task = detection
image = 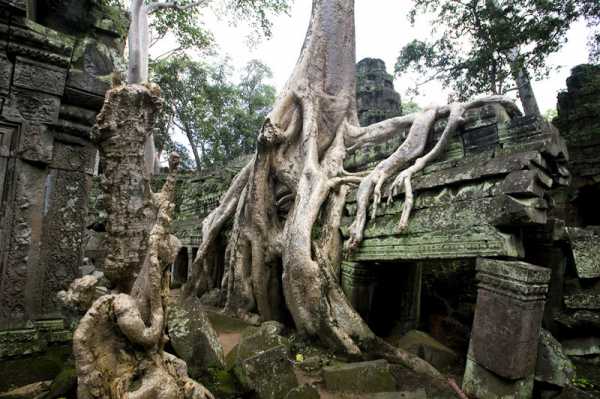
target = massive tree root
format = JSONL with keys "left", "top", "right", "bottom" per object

{"left": 183, "top": 0, "right": 520, "bottom": 393}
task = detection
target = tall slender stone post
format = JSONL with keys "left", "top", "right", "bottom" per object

{"left": 463, "top": 258, "right": 551, "bottom": 399}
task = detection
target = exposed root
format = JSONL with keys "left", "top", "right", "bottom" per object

{"left": 349, "top": 96, "right": 519, "bottom": 248}
{"left": 388, "top": 102, "right": 467, "bottom": 231}
{"left": 345, "top": 108, "right": 438, "bottom": 252}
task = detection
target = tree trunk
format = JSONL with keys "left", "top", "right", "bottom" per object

{"left": 184, "top": 0, "right": 519, "bottom": 391}
{"left": 70, "top": 84, "right": 214, "bottom": 399}
{"left": 184, "top": 128, "right": 203, "bottom": 172}
{"left": 509, "top": 54, "right": 541, "bottom": 116}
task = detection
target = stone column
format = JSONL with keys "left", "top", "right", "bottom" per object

{"left": 341, "top": 261, "right": 378, "bottom": 323}
{"left": 186, "top": 246, "right": 194, "bottom": 281}
{"left": 463, "top": 258, "right": 551, "bottom": 399}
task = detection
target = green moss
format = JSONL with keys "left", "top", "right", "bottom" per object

{"left": 0, "top": 345, "right": 72, "bottom": 392}
{"left": 204, "top": 367, "right": 247, "bottom": 399}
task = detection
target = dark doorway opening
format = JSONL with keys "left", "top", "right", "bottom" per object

{"left": 171, "top": 248, "right": 189, "bottom": 288}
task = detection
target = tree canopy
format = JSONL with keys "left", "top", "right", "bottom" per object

{"left": 578, "top": 0, "right": 600, "bottom": 62}
{"left": 396, "top": 0, "right": 579, "bottom": 102}
{"left": 152, "top": 56, "right": 276, "bottom": 170}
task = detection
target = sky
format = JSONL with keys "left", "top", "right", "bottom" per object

{"left": 186, "top": 0, "right": 593, "bottom": 114}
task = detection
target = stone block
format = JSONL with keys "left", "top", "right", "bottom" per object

{"left": 322, "top": 360, "right": 396, "bottom": 394}
{"left": 239, "top": 345, "right": 298, "bottom": 399}
{"left": 501, "top": 170, "right": 548, "bottom": 198}
{"left": 0, "top": 52, "right": 12, "bottom": 96}
{"left": 470, "top": 259, "right": 550, "bottom": 380}
{"left": 167, "top": 299, "right": 224, "bottom": 379}
{"left": 65, "top": 69, "right": 110, "bottom": 98}
{"left": 18, "top": 123, "right": 53, "bottom": 164}
{"left": 561, "top": 337, "right": 600, "bottom": 357}
{"left": 285, "top": 384, "right": 320, "bottom": 399}
{"left": 463, "top": 357, "right": 535, "bottom": 399}
{"left": 49, "top": 140, "right": 97, "bottom": 174}
{"left": 535, "top": 329, "right": 575, "bottom": 388}
{"left": 228, "top": 321, "right": 288, "bottom": 370}
{"left": 393, "top": 330, "right": 458, "bottom": 370}
{"left": 13, "top": 56, "right": 67, "bottom": 96}
{"left": 2, "top": 87, "right": 60, "bottom": 124}
{"left": 564, "top": 292, "right": 600, "bottom": 310}
{"left": 567, "top": 228, "right": 600, "bottom": 279}
{"left": 348, "top": 226, "right": 523, "bottom": 262}
{"left": 0, "top": 329, "right": 44, "bottom": 358}
{"left": 0, "top": 122, "right": 16, "bottom": 157}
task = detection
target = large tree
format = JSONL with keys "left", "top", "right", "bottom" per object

{"left": 396, "top": 0, "right": 579, "bottom": 115}
{"left": 183, "top": 0, "right": 517, "bottom": 391}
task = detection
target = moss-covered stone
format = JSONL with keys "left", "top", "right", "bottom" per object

{"left": 322, "top": 359, "right": 396, "bottom": 394}
{"left": 238, "top": 345, "right": 299, "bottom": 399}
{"left": 167, "top": 299, "right": 225, "bottom": 379}
{"left": 285, "top": 384, "right": 320, "bottom": 399}
{"left": 227, "top": 322, "right": 288, "bottom": 370}
{"left": 535, "top": 329, "right": 575, "bottom": 388}
{"left": 392, "top": 330, "right": 459, "bottom": 371}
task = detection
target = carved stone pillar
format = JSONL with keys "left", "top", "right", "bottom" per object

{"left": 463, "top": 258, "right": 551, "bottom": 399}
{"left": 341, "top": 261, "right": 377, "bottom": 322}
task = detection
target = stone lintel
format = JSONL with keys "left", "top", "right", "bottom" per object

{"left": 349, "top": 229, "right": 523, "bottom": 262}
{"left": 476, "top": 258, "right": 551, "bottom": 302}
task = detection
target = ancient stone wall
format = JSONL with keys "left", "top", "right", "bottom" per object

{"left": 550, "top": 64, "right": 600, "bottom": 363}
{"left": 0, "top": 0, "right": 126, "bottom": 360}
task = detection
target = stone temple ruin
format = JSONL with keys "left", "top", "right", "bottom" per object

{"left": 0, "top": 0, "right": 598, "bottom": 397}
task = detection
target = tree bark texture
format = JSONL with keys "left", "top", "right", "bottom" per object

{"left": 184, "top": 0, "right": 520, "bottom": 389}
{"left": 75, "top": 84, "right": 214, "bottom": 399}
{"left": 92, "top": 84, "right": 163, "bottom": 292}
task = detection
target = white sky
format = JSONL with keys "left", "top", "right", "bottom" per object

{"left": 181, "top": 0, "right": 592, "bottom": 113}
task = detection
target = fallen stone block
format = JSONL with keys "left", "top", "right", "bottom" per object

{"left": 393, "top": 330, "right": 458, "bottom": 370}
{"left": 227, "top": 321, "right": 288, "bottom": 369}
{"left": 285, "top": 384, "right": 320, "bottom": 399}
{"left": 238, "top": 344, "right": 298, "bottom": 399}
{"left": 322, "top": 359, "right": 396, "bottom": 394}
{"left": 562, "top": 337, "right": 600, "bottom": 357}
{"left": 535, "top": 329, "right": 575, "bottom": 388}
{"left": 167, "top": 298, "right": 225, "bottom": 379}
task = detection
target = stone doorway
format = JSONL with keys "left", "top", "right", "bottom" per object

{"left": 341, "top": 261, "right": 422, "bottom": 337}
{"left": 171, "top": 247, "right": 189, "bottom": 288}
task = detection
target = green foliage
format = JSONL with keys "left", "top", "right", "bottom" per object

{"left": 151, "top": 1, "right": 214, "bottom": 53}
{"left": 213, "top": 0, "right": 291, "bottom": 41}
{"left": 100, "top": 0, "right": 291, "bottom": 54}
{"left": 152, "top": 56, "right": 276, "bottom": 170}
{"left": 578, "top": 0, "right": 600, "bottom": 62}
{"left": 401, "top": 100, "right": 422, "bottom": 116}
{"left": 572, "top": 376, "right": 596, "bottom": 391}
{"left": 396, "top": 0, "right": 579, "bottom": 100}
{"left": 543, "top": 108, "right": 558, "bottom": 123}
